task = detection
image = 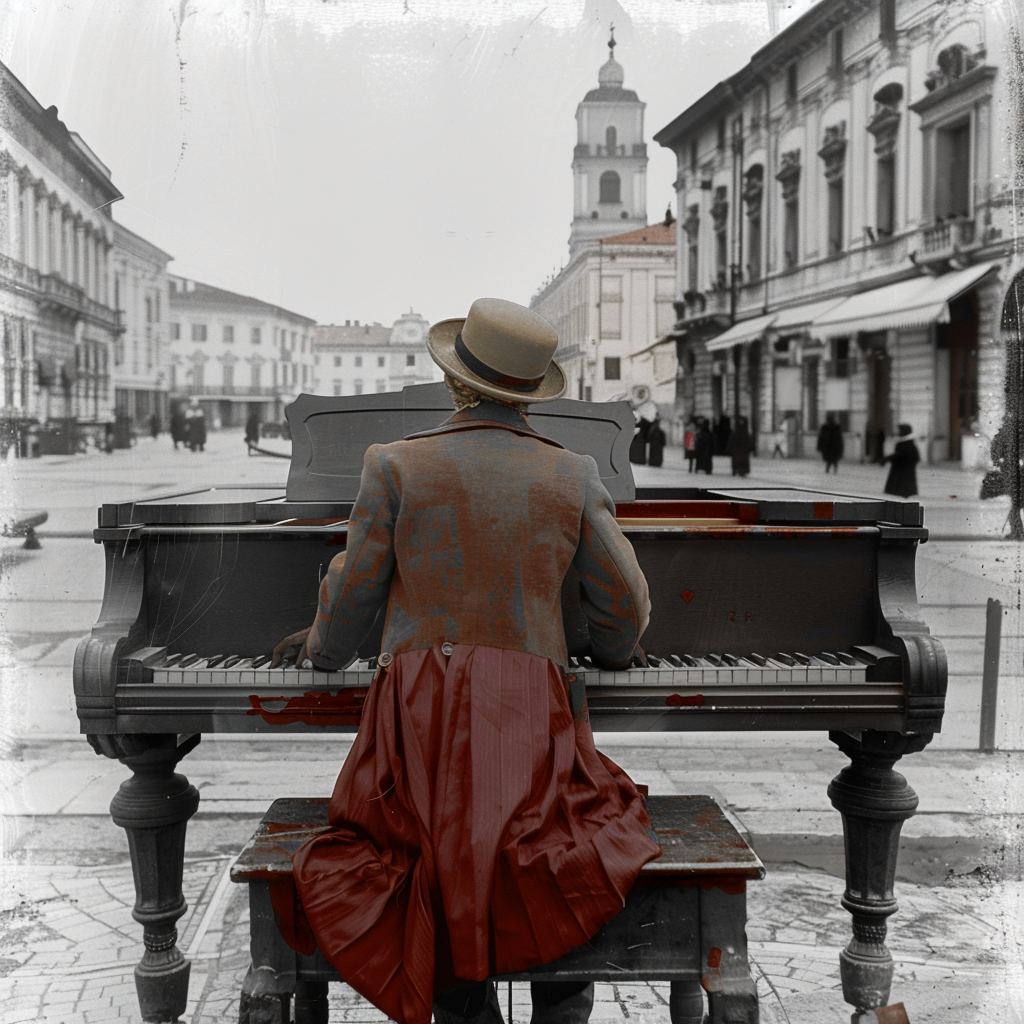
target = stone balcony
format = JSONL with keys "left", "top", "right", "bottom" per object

{"left": 0, "top": 255, "right": 121, "bottom": 332}
{"left": 187, "top": 385, "right": 281, "bottom": 398}
{"left": 918, "top": 217, "right": 977, "bottom": 268}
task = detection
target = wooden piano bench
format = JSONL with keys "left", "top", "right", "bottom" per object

{"left": 231, "top": 795, "right": 764, "bottom": 1024}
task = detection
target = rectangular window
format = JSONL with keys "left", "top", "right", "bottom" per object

{"left": 687, "top": 242, "right": 699, "bottom": 293}
{"left": 715, "top": 229, "right": 728, "bottom": 284}
{"left": 251, "top": 362, "right": 262, "bottom": 387}
{"left": 223, "top": 325, "right": 234, "bottom": 343}
{"left": 827, "top": 179, "right": 844, "bottom": 255}
{"left": 751, "top": 90, "right": 763, "bottom": 129}
{"left": 604, "top": 357, "right": 621, "bottom": 380}
{"left": 876, "top": 155, "right": 895, "bottom": 236}
{"left": 145, "top": 297, "right": 153, "bottom": 323}
{"left": 717, "top": 119, "right": 726, "bottom": 152}
{"left": 251, "top": 327, "right": 261, "bottom": 345}
{"left": 935, "top": 119, "right": 971, "bottom": 220}
{"left": 170, "top": 322, "right": 181, "bottom": 341}
{"left": 377, "top": 355, "right": 385, "bottom": 367}
{"left": 333, "top": 383, "right": 342, "bottom": 396}
{"left": 191, "top": 363, "right": 204, "bottom": 390}
{"left": 655, "top": 276, "right": 675, "bottom": 336}
{"left": 880, "top": 0, "right": 896, "bottom": 40}
{"left": 355, "top": 355, "right": 363, "bottom": 367}
{"left": 689, "top": 138, "right": 698, "bottom": 173}
{"left": 354, "top": 380, "right": 363, "bottom": 395}
{"left": 830, "top": 28, "right": 844, "bottom": 71}
{"left": 191, "top": 323, "right": 207, "bottom": 342}
{"left": 223, "top": 362, "right": 234, "bottom": 390}
{"left": 406, "top": 353, "right": 416, "bottom": 367}
{"left": 600, "top": 276, "right": 623, "bottom": 338}
{"left": 784, "top": 199, "right": 799, "bottom": 269}
{"left": 829, "top": 337, "right": 851, "bottom": 378}
{"left": 334, "top": 355, "right": 342, "bottom": 367}
{"left": 786, "top": 62, "right": 798, "bottom": 103}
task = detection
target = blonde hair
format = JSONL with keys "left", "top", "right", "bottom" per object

{"left": 444, "top": 375, "right": 529, "bottom": 415}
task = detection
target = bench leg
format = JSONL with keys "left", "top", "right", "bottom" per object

{"left": 669, "top": 980, "right": 705, "bottom": 1024}
{"left": 700, "top": 885, "right": 757, "bottom": 1024}
{"left": 828, "top": 731, "right": 929, "bottom": 1015}
{"left": 239, "top": 881, "right": 296, "bottom": 1024}
{"left": 110, "top": 738, "right": 200, "bottom": 1023}
{"left": 294, "top": 978, "right": 330, "bottom": 1024}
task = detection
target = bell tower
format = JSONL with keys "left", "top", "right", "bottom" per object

{"left": 569, "top": 28, "right": 648, "bottom": 256}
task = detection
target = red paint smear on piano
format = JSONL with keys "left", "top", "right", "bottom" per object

{"left": 666, "top": 693, "right": 705, "bottom": 707}
{"left": 247, "top": 689, "right": 368, "bottom": 726}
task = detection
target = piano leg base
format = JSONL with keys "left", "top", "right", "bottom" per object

{"left": 238, "top": 966, "right": 292, "bottom": 1024}
{"left": 294, "top": 978, "right": 330, "bottom": 1024}
{"left": 668, "top": 980, "right": 705, "bottom": 1024}
{"left": 828, "top": 730, "right": 931, "bottom": 1016}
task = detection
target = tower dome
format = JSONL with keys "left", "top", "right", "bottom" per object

{"left": 598, "top": 56, "right": 625, "bottom": 88}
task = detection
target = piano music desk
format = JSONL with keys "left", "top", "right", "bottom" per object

{"left": 231, "top": 795, "right": 764, "bottom": 1024}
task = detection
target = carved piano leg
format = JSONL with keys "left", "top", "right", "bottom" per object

{"left": 828, "top": 730, "right": 931, "bottom": 1019}
{"left": 109, "top": 735, "right": 201, "bottom": 1023}
{"left": 668, "top": 980, "right": 705, "bottom": 1024}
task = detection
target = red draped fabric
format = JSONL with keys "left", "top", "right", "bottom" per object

{"left": 277, "top": 645, "right": 659, "bottom": 1024}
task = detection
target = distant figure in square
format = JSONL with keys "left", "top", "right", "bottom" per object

{"left": 245, "top": 409, "right": 261, "bottom": 449}
{"left": 817, "top": 413, "right": 844, "bottom": 473}
{"left": 694, "top": 417, "right": 714, "bottom": 474}
{"left": 882, "top": 424, "right": 920, "bottom": 498}
{"left": 684, "top": 418, "right": 696, "bottom": 472}
{"left": 149, "top": 413, "right": 161, "bottom": 440}
{"left": 727, "top": 415, "right": 753, "bottom": 477}
{"left": 170, "top": 404, "right": 187, "bottom": 450}
{"left": 647, "top": 415, "right": 667, "bottom": 467}
{"left": 185, "top": 400, "right": 207, "bottom": 453}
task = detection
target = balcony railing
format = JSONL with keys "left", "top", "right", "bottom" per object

{"left": 181, "top": 385, "right": 282, "bottom": 397}
{"left": 921, "top": 217, "right": 976, "bottom": 256}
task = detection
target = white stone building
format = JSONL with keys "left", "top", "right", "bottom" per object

{"left": 111, "top": 222, "right": 172, "bottom": 436}
{"left": 313, "top": 310, "right": 442, "bottom": 396}
{"left": 0, "top": 60, "right": 122, "bottom": 452}
{"left": 167, "top": 276, "right": 316, "bottom": 428}
{"left": 655, "top": 0, "right": 1019, "bottom": 465}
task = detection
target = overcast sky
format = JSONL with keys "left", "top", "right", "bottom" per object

{"left": 1, "top": 0, "right": 820, "bottom": 327}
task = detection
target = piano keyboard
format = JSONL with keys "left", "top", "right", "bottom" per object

{"left": 130, "top": 646, "right": 896, "bottom": 690}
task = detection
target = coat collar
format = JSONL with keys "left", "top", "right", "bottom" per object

{"left": 405, "top": 400, "right": 565, "bottom": 448}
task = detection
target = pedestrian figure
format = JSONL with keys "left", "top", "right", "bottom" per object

{"left": 882, "top": 423, "right": 920, "bottom": 498}
{"left": 149, "top": 413, "right": 161, "bottom": 440}
{"left": 727, "top": 415, "right": 753, "bottom": 477}
{"left": 647, "top": 415, "right": 666, "bottom": 468}
{"left": 185, "top": 400, "right": 207, "bottom": 452}
{"left": 628, "top": 414, "right": 650, "bottom": 465}
{"left": 270, "top": 298, "right": 658, "bottom": 1024}
{"left": 244, "top": 409, "right": 261, "bottom": 450}
{"left": 817, "top": 413, "right": 844, "bottom": 473}
{"left": 170, "top": 405, "right": 186, "bottom": 450}
{"left": 713, "top": 414, "right": 732, "bottom": 455}
{"left": 694, "top": 416, "right": 714, "bottom": 474}
{"left": 684, "top": 418, "right": 696, "bottom": 473}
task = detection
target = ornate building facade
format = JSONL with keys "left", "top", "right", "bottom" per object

{"left": 0, "top": 61, "right": 122, "bottom": 451}
{"left": 654, "top": 0, "right": 1019, "bottom": 465}
{"left": 167, "top": 276, "right": 316, "bottom": 427}
{"left": 312, "top": 310, "right": 442, "bottom": 397}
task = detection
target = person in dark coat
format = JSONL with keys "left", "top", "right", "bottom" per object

{"left": 714, "top": 414, "right": 732, "bottom": 455}
{"left": 727, "top": 415, "right": 753, "bottom": 477}
{"left": 628, "top": 415, "right": 650, "bottom": 465}
{"left": 647, "top": 416, "right": 667, "bottom": 467}
{"left": 185, "top": 400, "right": 207, "bottom": 452}
{"left": 694, "top": 417, "right": 714, "bottom": 474}
{"left": 883, "top": 424, "right": 920, "bottom": 498}
{"left": 170, "top": 405, "right": 186, "bottom": 450}
{"left": 244, "top": 410, "right": 261, "bottom": 448}
{"left": 817, "top": 413, "right": 844, "bottom": 473}
{"left": 684, "top": 418, "right": 696, "bottom": 472}
{"left": 149, "top": 413, "right": 161, "bottom": 440}
{"left": 269, "top": 298, "right": 658, "bottom": 1024}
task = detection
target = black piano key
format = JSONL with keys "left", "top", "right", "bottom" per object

{"left": 792, "top": 652, "right": 811, "bottom": 665}
{"left": 721, "top": 653, "right": 741, "bottom": 666}
{"left": 836, "top": 651, "right": 858, "bottom": 665}
{"left": 205, "top": 655, "right": 227, "bottom": 668}
{"left": 706, "top": 653, "right": 723, "bottom": 666}
{"left": 681, "top": 655, "right": 700, "bottom": 667}
{"left": 747, "top": 653, "right": 767, "bottom": 666}
{"left": 178, "top": 653, "right": 200, "bottom": 667}
{"left": 816, "top": 652, "right": 840, "bottom": 665}
{"left": 367, "top": 657, "right": 378, "bottom": 670}
{"left": 646, "top": 655, "right": 662, "bottom": 667}
{"left": 251, "top": 655, "right": 271, "bottom": 668}
{"left": 164, "top": 652, "right": 184, "bottom": 667}
{"left": 569, "top": 657, "right": 580, "bottom": 669}
{"left": 773, "top": 653, "right": 796, "bottom": 666}
{"left": 665, "top": 655, "right": 684, "bottom": 667}
{"left": 222, "top": 655, "right": 242, "bottom": 668}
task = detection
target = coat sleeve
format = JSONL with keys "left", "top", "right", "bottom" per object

{"left": 306, "top": 444, "right": 397, "bottom": 671}
{"left": 572, "top": 457, "right": 651, "bottom": 669}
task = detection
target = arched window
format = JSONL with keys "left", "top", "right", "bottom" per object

{"left": 605, "top": 126, "right": 617, "bottom": 155}
{"left": 599, "top": 171, "right": 621, "bottom": 204}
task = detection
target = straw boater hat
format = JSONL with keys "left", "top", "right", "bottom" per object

{"left": 427, "top": 298, "right": 566, "bottom": 403}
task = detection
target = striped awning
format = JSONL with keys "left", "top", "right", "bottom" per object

{"left": 704, "top": 312, "right": 778, "bottom": 352}
{"left": 811, "top": 263, "right": 999, "bottom": 339}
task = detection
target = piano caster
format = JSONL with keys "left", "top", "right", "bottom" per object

{"left": 109, "top": 734, "right": 201, "bottom": 1024}
{"left": 668, "top": 980, "right": 705, "bottom": 1023}
{"left": 828, "top": 730, "right": 932, "bottom": 1018}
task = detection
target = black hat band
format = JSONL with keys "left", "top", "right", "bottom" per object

{"left": 454, "top": 333, "right": 545, "bottom": 393}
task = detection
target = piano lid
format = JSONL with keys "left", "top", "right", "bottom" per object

{"left": 285, "top": 382, "right": 638, "bottom": 502}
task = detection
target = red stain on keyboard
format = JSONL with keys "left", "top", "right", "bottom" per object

{"left": 247, "top": 689, "right": 368, "bottom": 726}
{"left": 666, "top": 693, "right": 705, "bottom": 707}
{"left": 680, "top": 589, "right": 695, "bottom": 603}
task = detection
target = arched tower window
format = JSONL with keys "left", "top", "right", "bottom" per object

{"left": 599, "top": 171, "right": 621, "bottom": 204}
{"left": 605, "top": 126, "right": 617, "bottom": 155}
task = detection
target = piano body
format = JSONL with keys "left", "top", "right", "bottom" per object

{"left": 75, "top": 383, "right": 946, "bottom": 1022}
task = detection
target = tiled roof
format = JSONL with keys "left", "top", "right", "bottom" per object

{"left": 314, "top": 324, "right": 392, "bottom": 348}
{"left": 168, "top": 278, "right": 316, "bottom": 325}
{"left": 599, "top": 223, "right": 676, "bottom": 245}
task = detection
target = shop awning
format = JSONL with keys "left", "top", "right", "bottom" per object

{"left": 810, "top": 262, "right": 999, "bottom": 339}
{"left": 771, "top": 297, "right": 846, "bottom": 332}
{"left": 704, "top": 312, "right": 778, "bottom": 352}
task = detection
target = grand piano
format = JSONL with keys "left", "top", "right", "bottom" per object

{"left": 75, "top": 383, "right": 945, "bottom": 1022}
